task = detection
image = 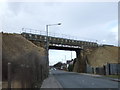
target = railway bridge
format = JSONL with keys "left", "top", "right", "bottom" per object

{"left": 21, "top": 32, "right": 98, "bottom": 50}
{"left": 21, "top": 32, "right": 98, "bottom": 73}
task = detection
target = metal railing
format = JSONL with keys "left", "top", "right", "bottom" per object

{"left": 22, "top": 28, "right": 97, "bottom": 43}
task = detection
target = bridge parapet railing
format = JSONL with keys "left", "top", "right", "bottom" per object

{"left": 22, "top": 28, "right": 97, "bottom": 42}
{"left": 21, "top": 28, "right": 98, "bottom": 47}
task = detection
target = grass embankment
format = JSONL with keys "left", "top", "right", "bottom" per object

{"left": 105, "top": 75, "right": 120, "bottom": 79}
{"left": 2, "top": 33, "right": 48, "bottom": 88}
{"left": 87, "top": 46, "right": 119, "bottom": 67}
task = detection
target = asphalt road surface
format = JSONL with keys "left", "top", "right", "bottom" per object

{"left": 51, "top": 69, "right": 119, "bottom": 88}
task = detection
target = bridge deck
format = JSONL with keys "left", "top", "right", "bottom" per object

{"left": 21, "top": 32, "right": 98, "bottom": 48}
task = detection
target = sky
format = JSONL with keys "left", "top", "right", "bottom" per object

{"left": 0, "top": 1, "right": 118, "bottom": 65}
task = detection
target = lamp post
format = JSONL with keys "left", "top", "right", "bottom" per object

{"left": 46, "top": 23, "right": 61, "bottom": 75}
{"left": 71, "top": 51, "right": 72, "bottom": 60}
{"left": 46, "top": 23, "right": 61, "bottom": 55}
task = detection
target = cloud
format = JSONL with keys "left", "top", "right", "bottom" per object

{"left": 7, "top": 2, "right": 23, "bottom": 16}
{"left": 110, "top": 25, "right": 118, "bottom": 40}
{"left": 1, "top": 2, "right": 117, "bottom": 33}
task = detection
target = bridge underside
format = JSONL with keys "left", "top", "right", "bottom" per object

{"left": 49, "top": 45, "right": 82, "bottom": 51}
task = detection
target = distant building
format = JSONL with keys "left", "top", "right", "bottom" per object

{"left": 53, "top": 62, "right": 67, "bottom": 70}
{"left": 61, "top": 63, "right": 67, "bottom": 70}
{"left": 66, "top": 59, "right": 74, "bottom": 68}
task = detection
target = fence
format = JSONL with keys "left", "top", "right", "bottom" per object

{"left": 95, "top": 67, "right": 105, "bottom": 75}
{"left": 105, "top": 63, "right": 120, "bottom": 75}
{"left": 3, "top": 55, "right": 49, "bottom": 88}
{"left": 86, "top": 64, "right": 94, "bottom": 74}
{"left": 7, "top": 62, "right": 46, "bottom": 88}
{"left": 86, "top": 63, "right": 120, "bottom": 75}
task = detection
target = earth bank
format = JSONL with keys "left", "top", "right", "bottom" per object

{"left": 2, "top": 33, "right": 49, "bottom": 88}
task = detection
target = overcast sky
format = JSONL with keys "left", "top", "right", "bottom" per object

{"left": 0, "top": 1, "right": 118, "bottom": 65}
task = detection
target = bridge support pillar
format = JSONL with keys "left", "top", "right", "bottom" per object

{"left": 73, "top": 49, "right": 86, "bottom": 73}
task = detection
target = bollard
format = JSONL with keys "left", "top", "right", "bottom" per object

{"left": 8, "top": 62, "right": 11, "bottom": 89}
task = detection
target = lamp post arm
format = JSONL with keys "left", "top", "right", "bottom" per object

{"left": 47, "top": 23, "right": 61, "bottom": 26}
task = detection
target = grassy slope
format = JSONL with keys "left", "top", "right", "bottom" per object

{"left": 87, "top": 46, "right": 119, "bottom": 67}
{"left": 2, "top": 33, "right": 45, "bottom": 61}
{"left": 2, "top": 33, "right": 48, "bottom": 88}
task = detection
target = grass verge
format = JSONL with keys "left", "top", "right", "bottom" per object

{"left": 105, "top": 75, "right": 120, "bottom": 79}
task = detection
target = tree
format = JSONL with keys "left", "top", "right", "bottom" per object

{"left": 68, "top": 64, "right": 73, "bottom": 72}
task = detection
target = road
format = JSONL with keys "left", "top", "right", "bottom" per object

{"left": 51, "top": 69, "right": 119, "bottom": 88}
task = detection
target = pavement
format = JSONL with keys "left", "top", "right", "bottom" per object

{"left": 41, "top": 70, "right": 119, "bottom": 88}
{"left": 0, "top": 82, "right": 2, "bottom": 90}
{"left": 41, "top": 73, "right": 62, "bottom": 88}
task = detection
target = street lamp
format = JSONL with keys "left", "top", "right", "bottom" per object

{"left": 46, "top": 23, "right": 61, "bottom": 53}
{"left": 46, "top": 23, "right": 61, "bottom": 74}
